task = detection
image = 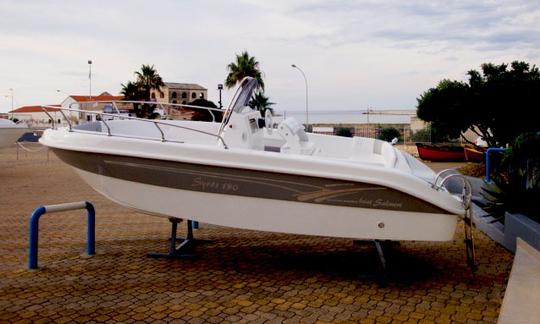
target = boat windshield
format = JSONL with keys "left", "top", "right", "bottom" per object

{"left": 219, "top": 77, "right": 258, "bottom": 133}
{"left": 230, "top": 77, "right": 258, "bottom": 113}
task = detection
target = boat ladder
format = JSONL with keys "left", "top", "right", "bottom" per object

{"left": 433, "top": 171, "right": 476, "bottom": 271}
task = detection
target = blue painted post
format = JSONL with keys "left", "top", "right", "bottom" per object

{"left": 485, "top": 147, "right": 505, "bottom": 183}
{"left": 28, "top": 201, "right": 96, "bottom": 270}
{"left": 28, "top": 206, "right": 46, "bottom": 270}
{"left": 85, "top": 201, "right": 96, "bottom": 255}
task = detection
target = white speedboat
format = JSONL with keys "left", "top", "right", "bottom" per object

{"left": 0, "top": 119, "right": 27, "bottom": 148}
{"left": 40, "top": 78, "right": 469, "bottom": 242}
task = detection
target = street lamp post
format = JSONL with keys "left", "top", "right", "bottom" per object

{"left": 217, "top": 84, "right": 223, "bottom": 108}
{"left": 291, "top": 64, "right": 309, "bottom": 127}
{"left": 88, "top": 60, "right": 92, "bottom": 100}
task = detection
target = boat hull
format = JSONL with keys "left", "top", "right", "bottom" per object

{"left": 416, "top": 143, "right": 465, "bottom": 162}
{"left": 52, "top": 147, "right": 458, "bottom": 241}
{"left": 464, "top": 146, "right": 484, "bottom": 163}
{"left": 75, "top": 168, "right": 457, "bottom": 241}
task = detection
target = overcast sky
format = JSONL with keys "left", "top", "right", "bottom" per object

{"left": 1, "top": 0, "right": 539, "bottom": 113}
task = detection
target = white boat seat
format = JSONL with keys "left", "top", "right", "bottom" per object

{"left": 349, "top": 136, "right": 397, "bottom": 168}
{"left": 278, "top": 117, "right": 317, "bottom": 155}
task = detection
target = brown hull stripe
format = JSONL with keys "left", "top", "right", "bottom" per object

{"left": 52, "top": 148, "right": 451, "bottom": 214}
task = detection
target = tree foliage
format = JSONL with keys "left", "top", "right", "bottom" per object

{"left": 335, "top": 127, "right": 353, "bottom": 137}
{"left": 225, "top": 51, "right": 264, "bottom": 90}
{"left": 483, "top": 132, "right": 540, "bottom": 222}
{"left": 410, "top": 125, "right": 454, "bottom": 143}
{"left": 377, "top": 127, "right": 401, "bottom": 142}
{"left": 120, "top": 81, "right": 144, "bottom": 100}
{"left": 249, "top": 91, "right": 274, "bottom": 116}
{"left": 121, "top": 64, "right": 164, "bottom": 118}
{"left": 417, "top": 61, "right": 540, "bottom": 146}
{"left": 410, "top": 127, "right": 431, "bottom": 143}
{"left": 188, "top": 98, "right": 222, "bottom": 122}
{"left": 416, "top": 80, "right": 470, "bottom": 142}
{"left": 135, "top": 64, "right": 164, "bottom": 100}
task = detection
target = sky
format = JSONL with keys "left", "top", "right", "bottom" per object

{"left": 0, "top": 0, "right": 539, "bottom": 113}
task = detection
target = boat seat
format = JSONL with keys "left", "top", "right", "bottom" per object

{"left": 277, "top": 117, "right": 317, "bottom": 155}
{"left": 349, "top": 137, "right": 397, "bottom": 168}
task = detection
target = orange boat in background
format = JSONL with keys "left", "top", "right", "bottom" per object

{"left": 415, "top": 143, "right": 466, "bottom": 162}
{"left": 464, "top": 145, "right": 485, "bottom": 163}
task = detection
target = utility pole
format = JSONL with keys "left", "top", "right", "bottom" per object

{"left": 217, "top": 84, "right": 223, "bottom": 108}
{"left": 88, "top": 60, "right": 92, "bottom": 100}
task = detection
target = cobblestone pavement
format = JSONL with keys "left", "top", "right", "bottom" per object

{"left": 0, "top": 146, "right": 513, "bottom": 323}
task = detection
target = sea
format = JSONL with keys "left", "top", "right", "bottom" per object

{"left": 274, "top": 109, "right": 416, "bottom": 124}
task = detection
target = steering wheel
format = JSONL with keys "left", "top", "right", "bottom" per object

{"left": 264, "top": 109, "right": 273, "bottom": 134}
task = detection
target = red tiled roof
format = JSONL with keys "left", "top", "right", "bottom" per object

{"left": 9, "top": 105, "right": 61, "bottom": 113}
{"left": 70, "top": 95, "right": 124, "bottom": 102}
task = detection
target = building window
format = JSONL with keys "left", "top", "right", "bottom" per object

{"left": 182, "top": 92, "right": 187, "bottom": 99}
{"left": 191, "top": 92, "right": 196, "bottom": 99}
{"left": 182, "top": 101, "right": 187, "bottom": 104}
{"left": 171, "top": 92, "right": 177, "bottom": 99}
{"left": 200, "top": 92, "right": 204, "bottom": 99}
{"left": 57, "top": 119, "right": 61, "bottom": 124}
{"left": 172, "top": 100, "right": 177, "bottom": 104}
{"left": 151, "top": 92, "right": 156, "bottom": 99}
{"left": 160, "top": 92, "right": 164, "bottom": 99}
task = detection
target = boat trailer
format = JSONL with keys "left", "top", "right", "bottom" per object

{"left": 147, "top": 218, "right": 211, "bottom": 259}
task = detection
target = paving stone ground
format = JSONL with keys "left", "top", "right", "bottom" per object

{"left": 0, "top": 145, "right": 513, "bottom": 323}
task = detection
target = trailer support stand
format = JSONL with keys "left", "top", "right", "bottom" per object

{"left": 148, "top": 218, "right": 211, "bottom": 259}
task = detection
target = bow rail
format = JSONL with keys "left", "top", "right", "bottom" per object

{"left": 40, "top": 105, "right": 229, "bottom": 149}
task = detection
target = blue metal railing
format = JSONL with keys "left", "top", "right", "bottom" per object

{"left": 28, "top": 201, "right": 95, "bottom": 270}
{"left": 485, "top": 147, "right": 506, "bottom": 183}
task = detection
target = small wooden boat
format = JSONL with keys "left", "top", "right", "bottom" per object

{"left": 464, "top": 146, "right": 484, "bottom": 163}
{"left": 416, "top": 143, "right": 465, "bottom": 162}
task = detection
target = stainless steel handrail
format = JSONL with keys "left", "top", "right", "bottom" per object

{"left": 437, "top": 174, "right": 472, "bottom": 207}
{"left": 100, "top": 115, "right": 112, "bottom": 136}
{"left": 41, "top": 106, "right": 229, "bottom": 149}
{"left": 41, "top": 108, "right": 54, "bottom": 128}
{"left": 437, "top": 173, "right": 476, "bottom": 270}
{"left": 68, "top": 100, "right": 223, "bottom": 123}
{"left": 154, "top": 122, "right": 165, "bottom": 142}
{"left": 431, "top": 168, "right": 455, "bottom": 189}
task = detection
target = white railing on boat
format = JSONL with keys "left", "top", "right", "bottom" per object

{"left": 41, "top": 103, "right": 229, "bottom": 149}
{"left": 67, "top": 100, "right": 224, "bottom": 123}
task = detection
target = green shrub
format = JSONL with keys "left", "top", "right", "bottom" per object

{"left": 377, "top": 127, "right": 400, "bottom": 142}
{"left": 482, "top": 132, "right": 540, "bottom": 223}
{"left": 335, "top": 127, "right": 353, "bottom": 137}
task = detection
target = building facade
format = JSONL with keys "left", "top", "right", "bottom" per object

{"left": 9, "top": 105, "right": 65, "bottom": 126}
{"left": 150, "top": 82, "right": 207, "bottom": 105}
{"left": 60, "top": 92, "right": 125, "bottom": 122}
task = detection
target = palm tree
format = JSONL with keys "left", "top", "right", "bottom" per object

{"left": 120, "top": 81, "right": 145, "bottom": 117}
{"left": 120, "top": 81, "right": 143, "bottom": 100}
{"left": 249, "top": 91, "right": 274, "bottom": 115}
{"left": 225, "top": 51, "right": 264, "bottom": 90}
{"left": 127, "top": 64, "right": 165, "bottom": 118}
{"left": 135, "top": 64, "right": 165, "bottom": 100}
